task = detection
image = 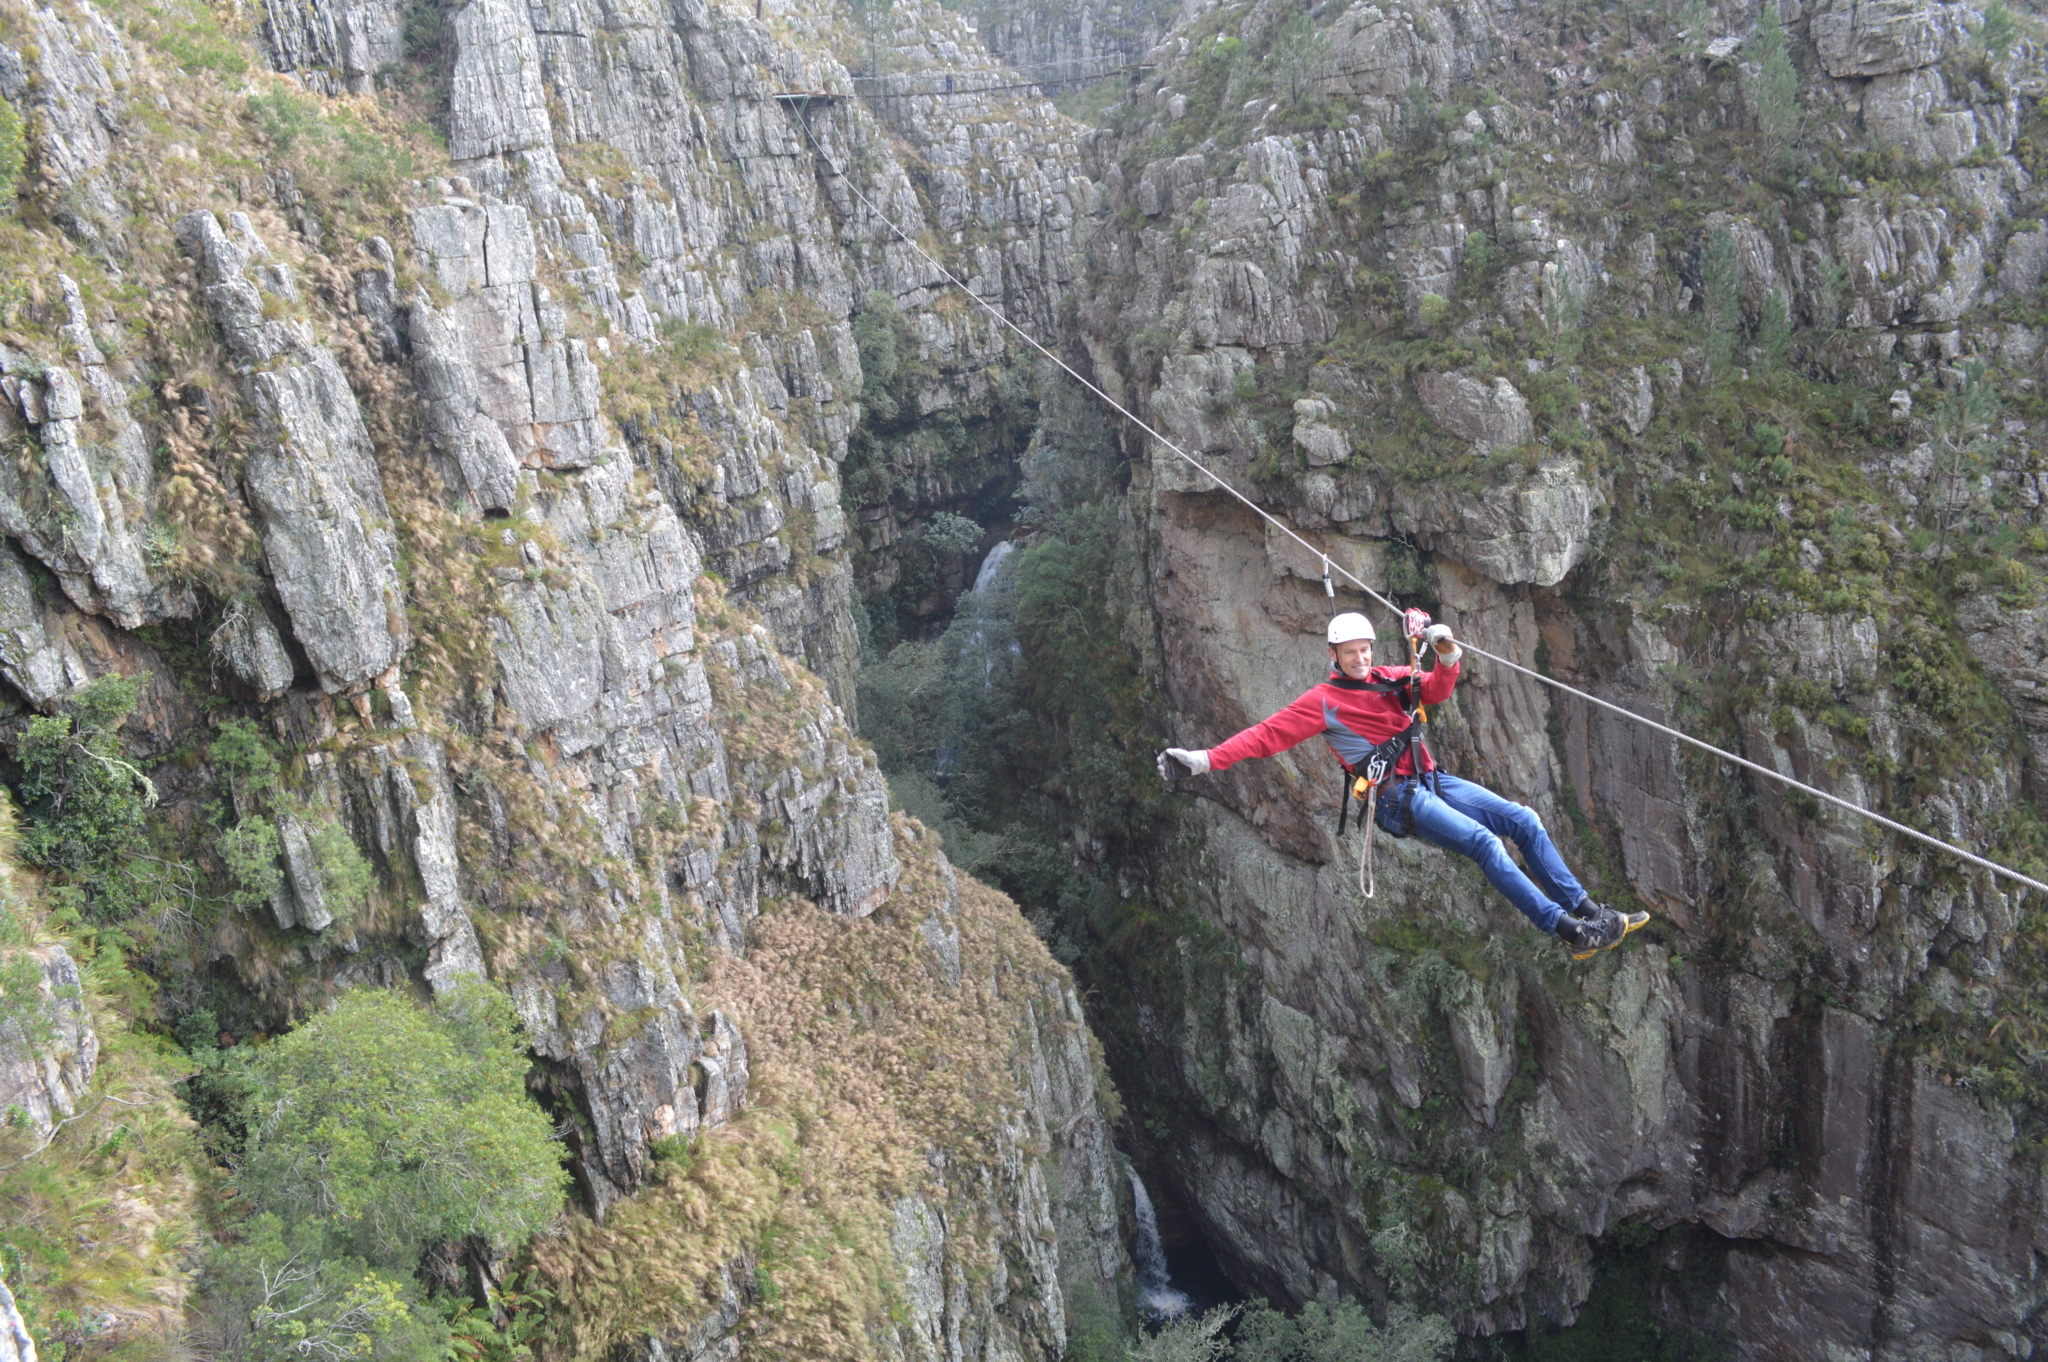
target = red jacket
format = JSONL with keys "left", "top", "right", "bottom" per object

{"left": 1208, "top": 661, "right": 1460, "bottom": 776}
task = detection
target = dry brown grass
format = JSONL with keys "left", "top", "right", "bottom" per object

{"left": 531, "top": 817, "right": 1086, "bottom": 1361}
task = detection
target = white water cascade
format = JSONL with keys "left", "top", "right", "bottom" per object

{"left": 971, "top": 539, "right": 1015, "bottom": 594}
{"left": 1128, "top": 1170, "right": 1191, "bottom": 1321}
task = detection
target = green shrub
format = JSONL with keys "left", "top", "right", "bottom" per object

{"left": 852, "top": 290, "right": 924, "bottom": 427}
{"left": 1461, "top": 231, "right": 1493, "bottom": 287}
{"left": 216, "top": 816, "right": 284, "bottom": 910}
{"left": 211, "top": 719, "right": 280, "bottom": 804}
{"left": 1267, "top": 11, "right": 1330, "bottom": 110}
{"left": 11, "top": 676, "right": 154, "bottom": 921}
{"left": 247, "top": 89, "right": 320, "bottom": 153}
{"left": 1233, "top": 1299, "right": 1453, "bottom": 1361}
{"left": 1132, "top": 1300, "right": 1454, "bottom": 1362}
{"left": 307, "top": 820, "right": 375, "bottom": 918}
{"left": 235, "top": 981, "right": 567, "bottom": 1270}
{"left": 1977, "top": 0, "right": 2017, "bottom": 58}
{"left": 0, "top": 100, "right": 24, "bottom": 205}
{"left": 918, "top": 511, "right": 983, "bottom": 557}
{"left": 1755, "top": 291, "right": 1790, "bottom": 371}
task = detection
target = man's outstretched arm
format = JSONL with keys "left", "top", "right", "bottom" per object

{"left": 1160, "top": 690, "right": 1325, "bottom": 779}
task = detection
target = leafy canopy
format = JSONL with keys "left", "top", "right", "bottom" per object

{"left": 1129, "top": 1301, "right": 1453, "bottom": 1362}
{"left": 236, "top": 981, "right": 567, "bottom": 1270}
{"left": 206, "top": 1213, "right": 451, "bottom": 1362}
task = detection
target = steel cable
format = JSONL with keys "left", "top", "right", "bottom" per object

{"left": 788, "top": 104, "right": 2048, "bottom": 900}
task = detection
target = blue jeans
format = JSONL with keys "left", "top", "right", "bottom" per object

{"left": 1376, "top": 771, "right": 1585, "bottom": 933}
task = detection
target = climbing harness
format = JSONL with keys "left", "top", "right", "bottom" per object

{"left": 1331, "top": 629, "right": 1445, "bottom": 898}
{"left": 787, "top": 105, "right": 2048, "bottom": 903}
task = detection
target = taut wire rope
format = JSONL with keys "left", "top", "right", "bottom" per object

{"left": 788, "top": 104, "right": 2048, "bottom": 901}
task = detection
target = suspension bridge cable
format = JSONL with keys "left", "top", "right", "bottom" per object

{"left": 788, "top": 104, "right": 2048, "bottom": 901}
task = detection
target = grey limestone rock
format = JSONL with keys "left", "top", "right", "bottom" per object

{"left": 0, "top": 277, "right": 176, "bottom": 630}
{"left": 0, "top": 1273, "right": 34, "bottom": 1362}
{"left": 1290, "top": 397, "right": 1351, "bottom": 467}
{"left": 1397, "top": 457, "right": 1595, "bottom": 588}
{"left": 176, "top": 211, "right": 409, "bottom": 694}
{"left": 0, "top": 539, "right": 97, "bottom": 708}
{"left": 409, "top": 196, "right": 607, "bottom": 484}
{"left": 1812, "top": 0, "right": 1960, "bottom": 78}
{"left": 260, "top": 0, "right": 404, "bottom": 93}
{"left": 209, "top": 599, "right": 297, "bottom": 701}
{"left": 15, "top": 5, "right": 126, "bottom": 233}
{"left": 276, "top": 814, "right": 334, "bottom": 932}
{"left": 389, "top": 736, "right": 485, "bottom": 992}
{"left": 0, "top": 944, "right": 98, "bottom": 1139}
{"left": 1414, "top": 371, "right": 1534, "bottom": 452}
{"left": 447, "top": 0, "right": 553, "bottom": 164}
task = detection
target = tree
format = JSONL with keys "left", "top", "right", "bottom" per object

{"left": 236, "top": 982, "right": 567, "bottom": 1271}
{"left": 12, "top": 675, "right": 155, "bottom": 920}
{"left": 1930, "top": 360, "right": 2004, "bottom": 558}
{"left": 848, "top": 0, "right": 893, "bottom": 76}
{"left": 1700, "top": 226, "right": 1742, "bottom": 375}
{"left": 1753, "top": 2, "right": 1801, "bottom": 173}
{"left": 1756, "top": 289, "right": 1791, "bottom": 371}
{"left": 1232, "top": 1300, "right": 1453, "bottom": 1362}
{"left": 1461, "top": 231, "right": 1493, "bottom": 291}
{"left": 1135, "top": 1300, "right": 1455, "bottom": 1362}
{"left": 207, "top": 1215, "right": 450, "bottom": 1362}
{"left": 1977, "top": 0, "right": 2018, "bottom": 59}
{"left": 1267, "top": 12, "right": 1330, "bottom": 111}
{"left": 1544, "top": 261, "right": 1585, "bottom": 361}
{"left": 918, "top": 511, "right": 983, "bottom": 557}
{"left": 1128, "top": 1306, "right": 1237, "bottom": 1362}
{"left": 207, "top": 719, "right": 374, "bottom": 922}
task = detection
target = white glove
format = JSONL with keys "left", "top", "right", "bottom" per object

{"left": 1421, "top": 623, "right": 1460, "bottom": 661}
{"left": 1157, "top": 748, "right": 1211, "bottom": 781}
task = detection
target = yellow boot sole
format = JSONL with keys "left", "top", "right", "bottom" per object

{"left": 1570, "top": 911, "right": 1652, "bottom": 961}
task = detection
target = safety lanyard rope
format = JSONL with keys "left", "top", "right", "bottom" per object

{"left": 790, "top": 105, "right": 2048, "bottom": 901}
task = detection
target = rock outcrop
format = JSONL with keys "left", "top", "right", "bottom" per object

{"left": 0, "top": 944, "right": 97, "bottom": 1140}
{"left": 0, "top": 1272, "right": 34, "bottom": 1362}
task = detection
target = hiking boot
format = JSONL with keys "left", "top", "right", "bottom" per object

{"left": 1557, "top": 903, "right": 1650, "bottom": 960}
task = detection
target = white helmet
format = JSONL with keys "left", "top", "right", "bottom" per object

{"left": 1327, "top": 612, "right": 1376, "bottom": 646}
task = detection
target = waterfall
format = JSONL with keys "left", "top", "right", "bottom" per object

{"left": 1128, "top": 1170, "right": 1190, "bottom": 1321}
{"left": 964, "top": 540, "right": 1020, "bottom": 692}
{"left": 971, "top": 540, "right": 1015, "bottom": 595}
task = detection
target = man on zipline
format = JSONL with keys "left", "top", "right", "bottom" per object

{"left": 1157, "top": 610, "right": 1647, "bottom": 957}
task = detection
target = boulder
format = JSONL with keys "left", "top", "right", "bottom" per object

{"left": 0, "top": 944, "right": 97, "bottom": 1138}
{"left": 1812, "top": 0, "right": 1956, "bottom": 77}
{"left": 1414, "top": 371, "right": 1534, "bottom": 451}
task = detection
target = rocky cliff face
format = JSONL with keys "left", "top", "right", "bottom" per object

{"left": 1052, "top": 0, "right": 2048, "bottom": 1357}
{"left": 0, "top": 0, "right": 1127, "bottom": 1351}
{"left": 10, "top": 0, "right": 2048, "bottom": 1351}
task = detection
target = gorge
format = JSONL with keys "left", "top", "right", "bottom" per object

{"left": 0, "top": 0, "right": 2044, "bottom": 1358}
